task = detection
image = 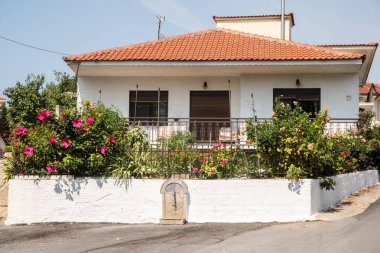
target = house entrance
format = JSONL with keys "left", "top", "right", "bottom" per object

{"left": 190, "top": 91, "right": 230, "bottom": 142}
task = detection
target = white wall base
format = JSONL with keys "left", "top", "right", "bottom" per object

{"left": 6, "top": 170, "right": 379, "bottom": 225}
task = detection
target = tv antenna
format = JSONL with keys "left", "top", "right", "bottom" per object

{"left": 156, "top": 15, "right": 165, "bottom": 39}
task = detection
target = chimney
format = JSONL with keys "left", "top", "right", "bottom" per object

{"left": 213, "top": 13, "right": 295, "bottom": 40}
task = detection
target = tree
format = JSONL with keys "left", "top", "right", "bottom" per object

{"left": 4, "top": 71, "right": 76, "bottom": 127}
{"left": 0, "top": 106, "right": 10, "bottom": 142}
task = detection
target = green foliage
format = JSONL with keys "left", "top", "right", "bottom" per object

{"left": 358, "top": 111, "right": 375, "bottom": 131}
{"left": 6, "top": 101, "right": 141, "bottom": 177}
{"left": 0, "top": 106, "right": 10, "bottom": 142}
{"left": 247, "top": 100, "right": 335, "bottom": 180}
{"left": 165, "top": 131, "right": 195, "bottom": 151}
{"left": 4, "top": 72, "right": 76, "bottom": 128}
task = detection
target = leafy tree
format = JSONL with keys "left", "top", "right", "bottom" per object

{"left": 0, "top": 106, "right": 10, "bottom": 142}
{"left": 4, "top": 71, "right": 76, "bottom": 128}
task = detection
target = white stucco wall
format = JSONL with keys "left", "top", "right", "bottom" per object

{"left": 240, "top": 73, "right": 360, "bottom": 119}
{"left": 78, "top": 76, "right": 241, "bottom": 118}
{"left": 6, "top": 171, "right": 378, "bottom": 225}
{"left": 311, "top": 170, "right": 379, "bottom": 214}
{"left": 78, "top": 73, "right": 359, "bottom": 120}
{"left": 216, "top": 19, "right": 292, "bottom": 40}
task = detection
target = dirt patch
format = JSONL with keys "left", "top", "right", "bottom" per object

{"left": 315, "top": 183, "right": 380, "bottom": 221}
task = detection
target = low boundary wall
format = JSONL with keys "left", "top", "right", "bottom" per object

{"left": 6, "top": 170, "right": 379, "bottom": 225}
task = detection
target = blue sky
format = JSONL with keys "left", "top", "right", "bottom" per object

{"left": 0, "top": 0, "right": 379, "bottom": 93}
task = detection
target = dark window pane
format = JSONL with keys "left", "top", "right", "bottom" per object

{"left": 273, "top": 88, "right": 320, "bottom": 117}
{"left": 129, "top": 91, "right": 168, "bottom": 121}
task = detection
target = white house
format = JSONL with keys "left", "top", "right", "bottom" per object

{"left": 360, "top": 82, "right": 380, "bottom": 124}
{"left": 64, "top": 13, "right": 378, "bottom": 143}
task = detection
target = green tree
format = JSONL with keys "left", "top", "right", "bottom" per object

{"left": 0, "top": 106, "right": 10, "bottom": 142}
{"left": 4, "top": 71, "right": 76, "bottom": 127}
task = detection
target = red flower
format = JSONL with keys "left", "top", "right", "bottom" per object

{"left": 72, "top": 118, "right": 82, "bottom": 128}
{"left": 38, "top": 110, "right": 51, "bottom": 122}
{"left": 340, "top": 151, "right": 349, "bottom": 157}
{"left": 181, "top": 153, "right": 186, "bottom": 158}
{"left": 109, "top": 136, "right": 116, "bottom": 144}
{"left": 46, "top": 164, "right": 56, "bottom": 173}
{"left": 23, "top": 146, "right": 34, "bottom": 156}
{"left": 85, "top": 117, "right": 94, "bottom": 125}
{"left": 81, "top": 127, "right": 89, "bottom": 134}
{"left": 17, "top": 126, "right": 27, "bottom": 136}
{"left": 49, "top": 137, "right": 57, "bottom": 144}
{"left": 62, "top": 138, "right": 71, "bottom": 148}
{"left": 100, "top": 145, "right": 107, "bottom": 155}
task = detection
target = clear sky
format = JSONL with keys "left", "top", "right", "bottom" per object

{"left": 0, "top": 0, "right": 379, "bottom": 93}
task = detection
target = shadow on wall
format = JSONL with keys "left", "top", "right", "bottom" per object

{"left": 288, "top": 180, "right": 304, "bottom": 195}
{"left": 34, "top": 177, "right": 133, "bottom": 201}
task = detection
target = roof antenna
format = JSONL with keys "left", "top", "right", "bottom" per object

{"left": 156, "top": 15, "right": 165, "bottom": 39}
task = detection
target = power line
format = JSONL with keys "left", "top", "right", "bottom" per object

{"left": 0, "top": 35, "right": 69, "bottom": 55}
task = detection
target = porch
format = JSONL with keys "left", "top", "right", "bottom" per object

{"left": 129, "top": 118, "right": 359, "bottom": 148}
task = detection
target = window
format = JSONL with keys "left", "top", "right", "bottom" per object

{"left": 129, "top": 91, "right": 168, "bottom": 121}
{"left": 273, "top": 88, "right": 321, "bottom": 117}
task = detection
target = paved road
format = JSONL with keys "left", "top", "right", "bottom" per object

{"left": 1, "top": 199, "right": 380, "bottom": 253}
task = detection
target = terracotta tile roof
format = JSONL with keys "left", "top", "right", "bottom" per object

{"left": 64, "top": 28, "right": 364, "bottom": 62}
{"left": 360, "top": 82, "right": 380, "bottom": 95}
{"left": 318, "top": 43, "right": 379, "bottom": 47}
{"left": 213, "top": 13, "right": 295, "bottom": 26}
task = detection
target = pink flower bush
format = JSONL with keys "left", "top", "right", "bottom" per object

{"left": 46, "top": 164, "right": 56, "bottom": 173}
{"left": 23, "top": 146, "right": 34, "bottom": 156}
{"left": 109, "top": 136, "right": 116, "bottom": 144}
{"left": 38, "top": 110, "right": 51, "bottom": 122}
{"left": 193, "top": 167, "right": 198, "bottom": 173}
{"left": 49, "top": 137, "right": 57, "bottom": 144}
{"left": 62, "top": 138, "right": 71, "bottom": 148}
{"left": 85, "top": 117, "right": 94, "bottom": 125}
{"left": 100, "top": 145, "right": 107, "bottom": 155}
{"left": 17, "top": 126, "right": 27, "bottom": 136}
{"left": 72, "top": 118, "right": 82, "bottom": 128}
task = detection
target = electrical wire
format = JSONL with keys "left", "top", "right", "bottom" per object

{"left": 0, "top": 35, "right": 69, "bottom": 55}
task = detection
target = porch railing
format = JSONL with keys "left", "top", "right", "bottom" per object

{"left": 128, "top": 118, "right": 359, "bottom": 148}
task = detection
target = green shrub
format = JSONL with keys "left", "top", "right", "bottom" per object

{"left": 247, "top": 100, "right": 335, "bottom": 180}
{"left": 6, "top": 101, "right": 147, "bottom": 177}
{"left": 5, "top": 146, "right": 12, "bottom": 152}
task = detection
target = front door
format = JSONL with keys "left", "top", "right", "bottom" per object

{"left": 190, "top": 91, "right": 230, "bottom": 142}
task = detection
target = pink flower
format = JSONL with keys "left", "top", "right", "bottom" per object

{"left": 100, "top": 145, "right": 107, "bottom": 155}
{"left": 23, "top": 146, "right": 34, "bottom": 156}
{"left": 85, "top": 117, "right": 94, "bottom": 125}
{"left": 49, "top": 137, "right": 57, "bottom": 144}
{"left": 17, "top": 126, "right": 27, "bottom": 136}
{"left": 193, "top": 168, "right": 198, "bottom": 173}
{"left": 109, "top": 136, "right": 116, "bottom": 144}
{"left": 201, "top": 159, "right": 206, "bottom": 163}
{"left": 62, "top": 138, "right": 71, "bottom": 148}
{"left": 81, "top": 127, "right": 89, "bottom": 134}
{"left": 222, "top": 159, "right": 228, "bottom": 165}
{"left": 209, "top": 162, "right": 214, "bottom": 167}
{"left": 210, "top": 169, "right": 215, "bottom": 174}
{"left": 38, "top": 110, "right": 51, "bottom": 122}
{"left": 200, "top": 168, "right": 205, "bottom": 173}
{"left": 46, "top": 164, "right": 56, "bottom": 173}
{"left": 72, "top": 118, "right": 82, "bottom": 128}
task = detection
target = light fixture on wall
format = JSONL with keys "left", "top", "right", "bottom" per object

{"left": 296, "top": 79, "right": 301, "bottom": 87}
{"left": 203, "top": 81, "right": 208, "bottom": 89}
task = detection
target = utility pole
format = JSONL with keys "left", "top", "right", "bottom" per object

{"left": 156, "top": 15, "right": 165, "bottom": 39}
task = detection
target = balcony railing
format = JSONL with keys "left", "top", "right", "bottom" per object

{"left": 128, "top": 118, "right": 359, "bottom": 149}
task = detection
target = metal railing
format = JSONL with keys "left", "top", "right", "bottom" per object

{"left": 127, "top": 117, "right": 359, "bottom": 148}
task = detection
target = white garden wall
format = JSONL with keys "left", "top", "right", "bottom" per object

{"left": 6, "top": 170, "right": 379, "bottom": 225}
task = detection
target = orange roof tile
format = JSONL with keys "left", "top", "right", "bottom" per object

{"left": 64, "top": 28, "right": 364, "bottom": 62}
{"left": 360, "top": 82, "right": 380, "bottom": 95}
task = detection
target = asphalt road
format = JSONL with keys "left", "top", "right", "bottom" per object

{"left": 1, "top": 199, "right": 380, "bottom": 253}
